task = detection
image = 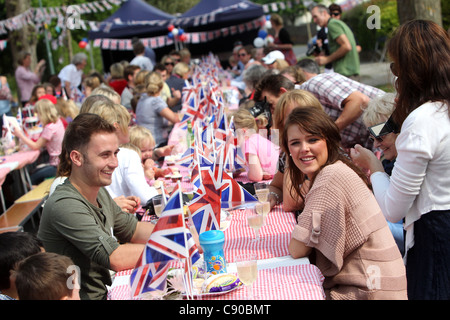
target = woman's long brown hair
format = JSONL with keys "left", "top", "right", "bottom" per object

{"left": 387, "top": 20, "right": 450, "bottom": 127}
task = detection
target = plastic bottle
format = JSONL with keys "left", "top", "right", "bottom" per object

{"left": 199, "top": 230, "right": 227, "bottom": 275}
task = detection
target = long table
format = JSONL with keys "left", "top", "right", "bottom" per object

{"left": 107, "top": 204, "right": 325, "bottom": 300}
{"left": 0, "top": 149, "right": 40, "bottom": 212}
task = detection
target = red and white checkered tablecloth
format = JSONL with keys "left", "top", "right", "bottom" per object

{"left": 107, "top": 262, "right": 325, "bottom": 300}
{"left": 107, "top": 203, "right": 325, "bottom": 301}
{"left": 223, "top": 205, "right": 296, "bottom": 263}
{"left": 200, "top": 264, "right": 325, "bottom": 300}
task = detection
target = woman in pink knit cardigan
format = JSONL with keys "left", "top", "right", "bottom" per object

{"left": 283, "top": 107, "right": 407, "bottom": 300}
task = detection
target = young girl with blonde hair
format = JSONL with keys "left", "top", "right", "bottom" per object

{"left": 13, "top": 98, "right": 65, "bottom": 184}
{"left": 135, "top": 71, "right": 180, "bottom": 147}
{"left": 232, "top": 107, "right": 280, "bottom": 182}
{"left": 129, "top": 125, "right": 172, "bottom": 181}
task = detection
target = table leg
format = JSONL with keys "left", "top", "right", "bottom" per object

{"left": 24, "top": 167, "right": 33, "bottom": 189}
{"left": 1, "top": 188, "right": 6, "bottom": 213}
{"left": 19, "top": 168, "right": 29, "bottom": 193}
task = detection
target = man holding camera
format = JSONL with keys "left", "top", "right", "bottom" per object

{"left": 310, "top": 4, "right": 360, "bottom": 80}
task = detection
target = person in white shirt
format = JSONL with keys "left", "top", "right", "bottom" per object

{"left": 350, "top": 20, "right": 450, "bottom": 300}
{"left": 105, "top": 144, "right": 158, "bottom": 207}
{"left": 58, "top": 53, "right": 87, "bottom": 101}
{"left": 130, "top": 41, "right": 153, "bottom": 71}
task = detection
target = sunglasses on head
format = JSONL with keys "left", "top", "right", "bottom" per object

{"left": 368, "top": 116, "right": 399, "bottom": 142}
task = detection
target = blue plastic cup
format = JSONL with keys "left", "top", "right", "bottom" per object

{"left": 199, "top": 230, "right": 227, "bottom": 275}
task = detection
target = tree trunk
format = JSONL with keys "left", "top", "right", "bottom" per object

{"left": 397, "top": 0, "right": 442, "bottom": 26}
{"left": 5, "top": 0, "right": 40, "bottom": 71}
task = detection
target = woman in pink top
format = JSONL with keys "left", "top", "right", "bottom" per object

{"left": 233, "top": 108, "right": 280, "bottom": 181}
{"left": 13, "top": 98, "right": 65, "bottom": 185}
{"left": 14, "top": 51, "right": 46, "bottom": 106}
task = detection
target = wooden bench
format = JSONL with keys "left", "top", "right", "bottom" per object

{"left": 0, "top": 178, "right": 54, "bottom": 233}
{"left": 14, "top": 178, "right": 54, "bottom": 204}
{"left": 0, "top": 199, "right": 44, "bottom": 232}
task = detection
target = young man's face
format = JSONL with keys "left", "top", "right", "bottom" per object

{"left": 78, "top": 132, "right": 120, "bottom": 187}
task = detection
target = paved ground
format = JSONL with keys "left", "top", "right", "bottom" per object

{"left": 293, "top": 45, "right": 393, "bottom": 88}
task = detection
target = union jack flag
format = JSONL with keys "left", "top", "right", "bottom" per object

{"left": 177, "top": 145, "right": 195, "bottom": 169}
{"left": 224, "top": 116, "right": 245, "bottom": 173}
{"left": 188, "top": 152, "right": 221, "bottom": 235}
{"left": 216, "top": 146, "right": 257, "bottom": 209}
{"left": 130, "top": 184, "right": 200, "bottom": 298}
{"left": 220, "top": 170, "right": 258, "bottom": 209}
{"left": 213, "top": 106, "right": 228, "bottom": 148}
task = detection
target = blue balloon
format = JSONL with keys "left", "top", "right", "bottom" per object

{"left": 258, "top": 29, "right": 268, "bottom": 39}
{"left": 178, "top": 28, "right": 184, "bottom": 35}
{"left": 266, "top": 15, "right": 271, "bottom": 21}
{"left": 82, "top": 37, "right": 88, "bottom": 43}
{"left": 168, "top": 32, "right": 174, "bottom": 39}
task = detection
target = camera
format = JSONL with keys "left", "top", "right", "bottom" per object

{"left": 249, "top": 97, "right": 272, "bottom": 130}
{"left": 307, "top": 44, "right": 322, "bottom": 56}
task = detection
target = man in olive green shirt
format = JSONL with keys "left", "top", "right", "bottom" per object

{"left": 38, "top": 114, "right": 154, "bottom": 300}
{"left": 310, "top": 4, "right": 360, "bottom": 78}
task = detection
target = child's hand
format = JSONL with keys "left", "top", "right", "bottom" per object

{"left": 159, "top": 145, "right": 175, "bottom": 157}
{"left": 143, "top": 158, "right": 156, "bottom": 180}
{"left": 143, "top": 158, "right": 156, "bottom": 169}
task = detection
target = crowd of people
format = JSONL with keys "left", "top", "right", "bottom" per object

{"left": 0, "top": 3, "right": 449, "bottom": 301}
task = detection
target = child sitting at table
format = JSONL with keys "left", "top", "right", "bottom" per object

{"left": 232, "top": 108, "right": 280, "bottom": 182}
{"left": 12, "top": 252, "right": 80, "bottom": 300}
{"left": 13, "top": 98, "right": 65, "bottom": 185}
{"left": 129, "top": 125, "right": 173, "bottom": 181}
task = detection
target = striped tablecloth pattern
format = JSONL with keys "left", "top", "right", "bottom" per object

{"left": 223, "top": 205, "right": 296, "bottom": 263}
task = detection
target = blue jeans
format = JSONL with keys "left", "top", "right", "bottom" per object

{"left": 31, "top": 165, "right": 57, "bottom": 185}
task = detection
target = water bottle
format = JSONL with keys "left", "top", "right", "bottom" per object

{"left": 199, "top": 230, "right": 227, "bottom": 275}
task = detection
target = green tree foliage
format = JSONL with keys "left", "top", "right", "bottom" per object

{"left": 251, "top": 0, "right": 307, "bottom": 25}
{"left": 147, "top": 0, "right": 200, "bottom": 14}
{"left": 442, "top": 0, "right": 450, "bottom": 31}
{"left": 31, "top": 0, "right": 118, "bottom": 78}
